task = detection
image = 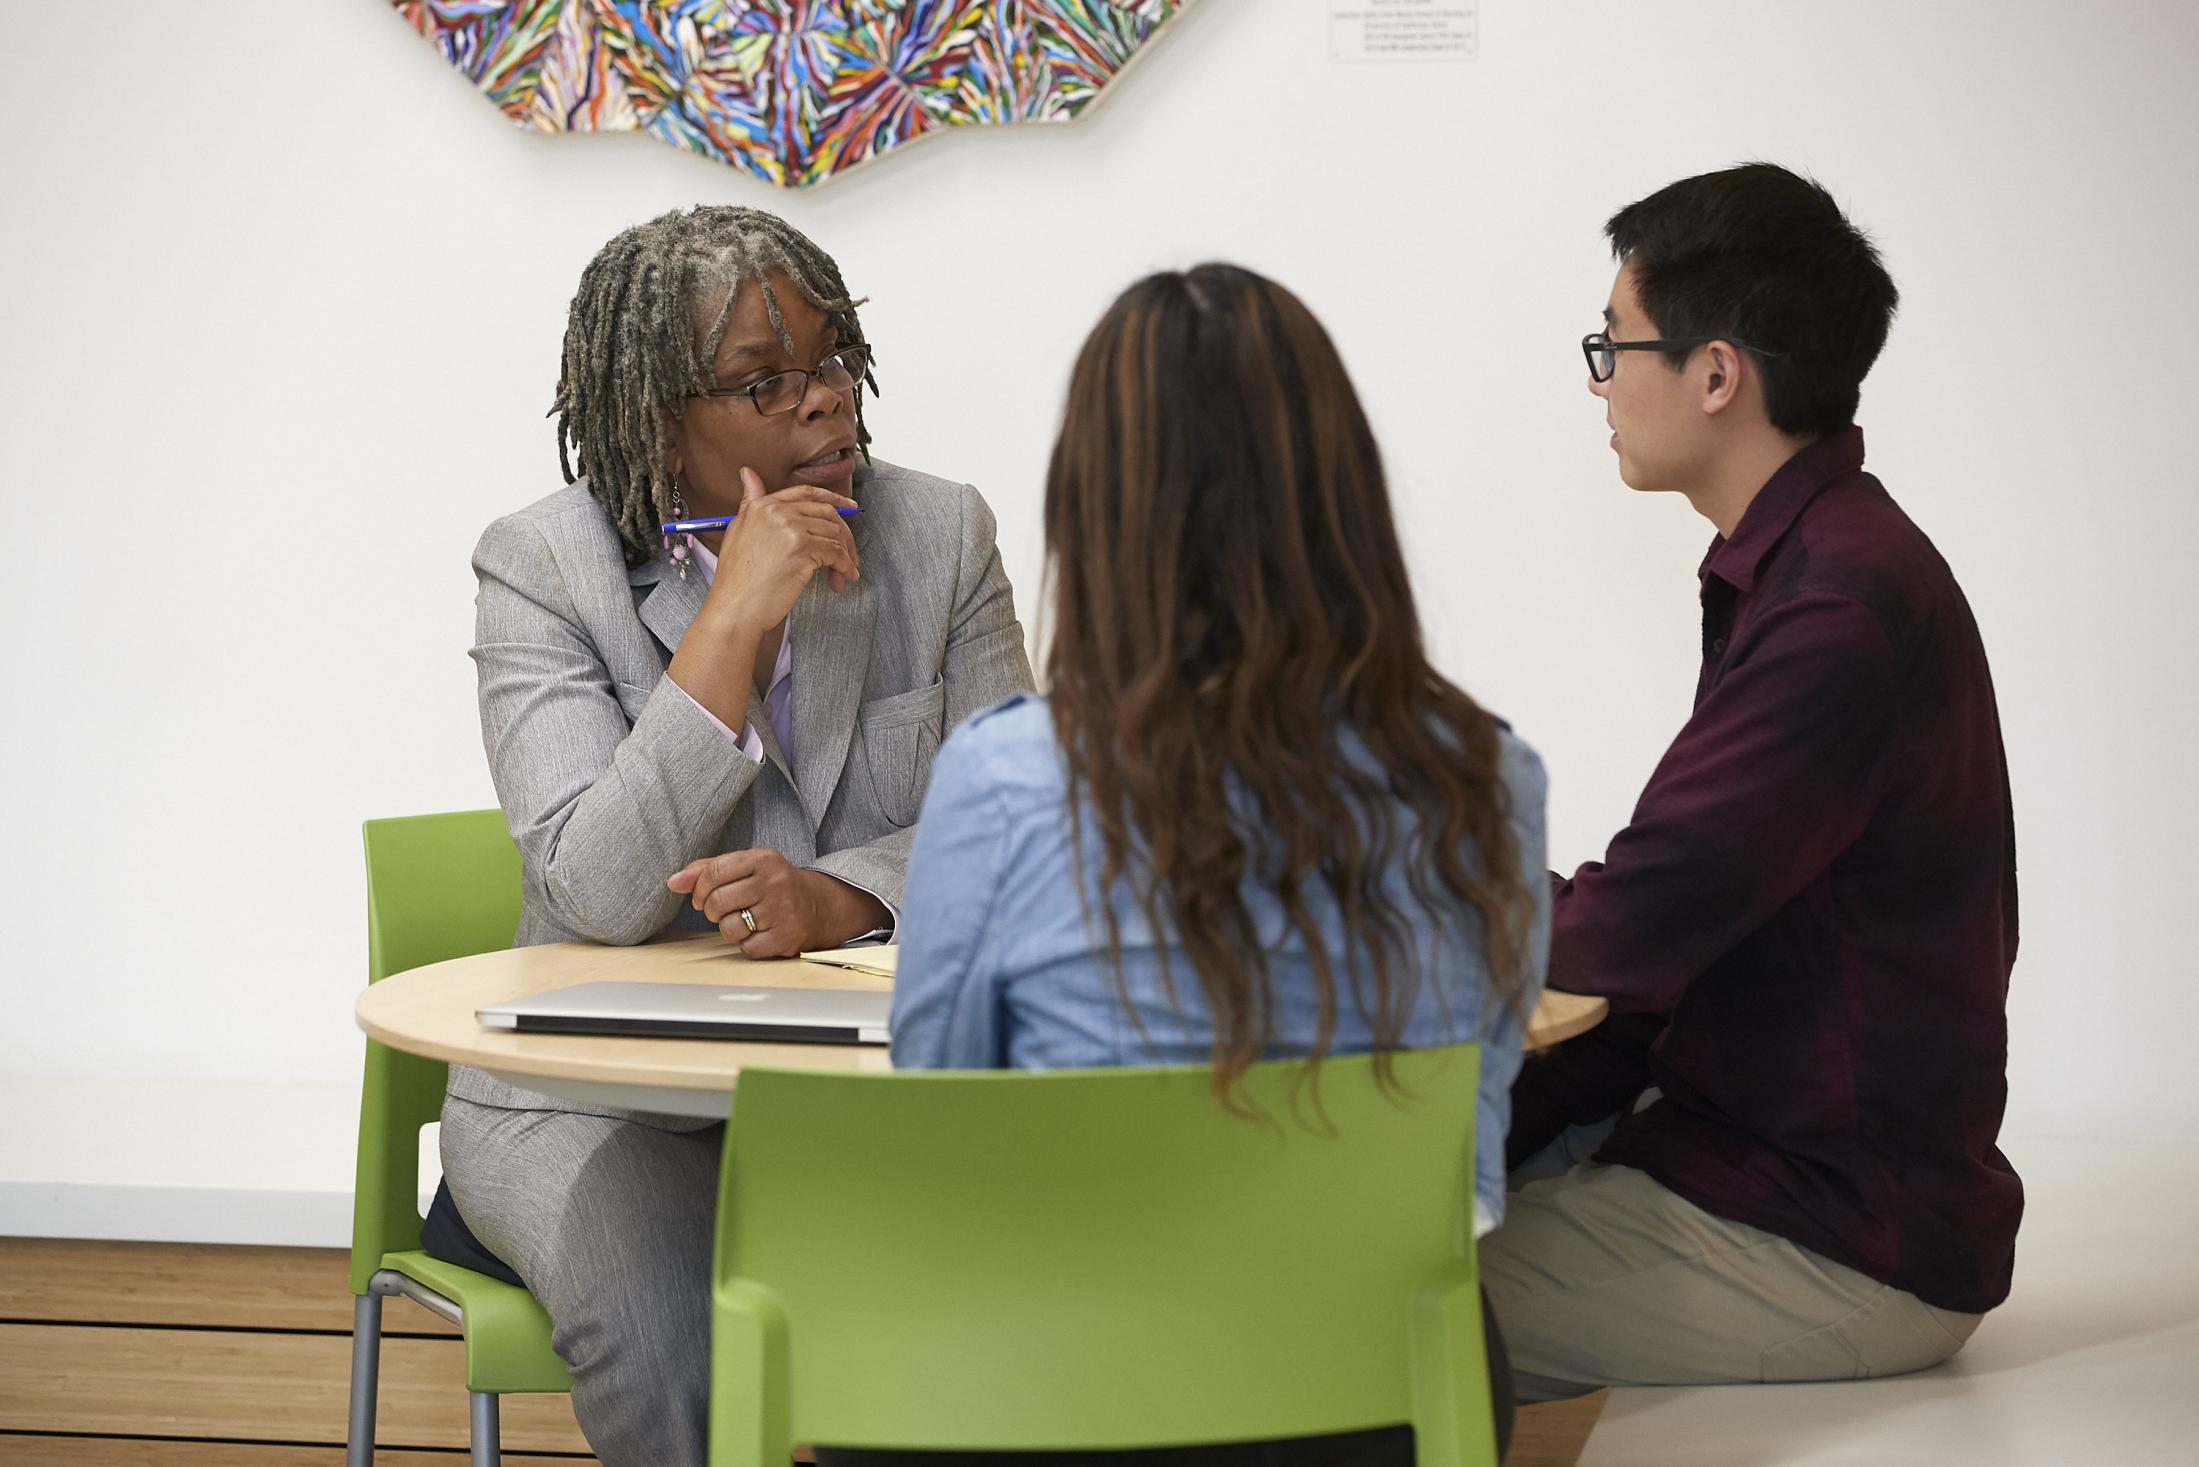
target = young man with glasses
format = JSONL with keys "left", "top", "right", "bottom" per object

{"left": 1480, "top": 163, "right": 2021, "bottom": 1397}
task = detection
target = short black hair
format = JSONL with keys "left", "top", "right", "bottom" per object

{"left": 1607, "top": 162, "right": 1898, "bottom": 439}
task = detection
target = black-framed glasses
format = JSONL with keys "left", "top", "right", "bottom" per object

{"left": 693, "top": 344, "right": 873, "bottom": 416}
{"left": 1581, "top": 331, "right": 1784, "bottom": 383}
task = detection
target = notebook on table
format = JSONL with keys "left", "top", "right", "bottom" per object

{"left": 799, "top": 943, "right": 898, "bottom": 978}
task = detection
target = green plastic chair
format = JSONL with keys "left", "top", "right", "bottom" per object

{"left": 710, "top": 1048, "right": 1497, "bottom": 1466}
{"left": 348, "top": 811, "right": 573, "bottom": 1467}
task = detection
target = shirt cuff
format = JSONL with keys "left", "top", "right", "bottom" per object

{"left": 675, "top": 682, "right": 764, "bottom": 763}
{"left": 812, "top": 871, "right": 901, "bottom": 945}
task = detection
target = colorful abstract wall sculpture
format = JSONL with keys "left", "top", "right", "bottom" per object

{"left": 393, "top": 2, "right": 1194, "bottom": 188}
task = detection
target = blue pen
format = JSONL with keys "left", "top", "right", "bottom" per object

{"left": 660, "top": 506, "right": 861, "bottom": 535}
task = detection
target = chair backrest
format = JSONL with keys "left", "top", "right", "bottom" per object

{"left": 714, "top": 1046, "right": 1482, "bottom": 1452}
{"left": 350, "top": 810, "right": 522, "bottom": 1293}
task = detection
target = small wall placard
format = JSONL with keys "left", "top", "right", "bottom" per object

{"left": 1330, "top": 0, "right": 1478, "bottom": 64}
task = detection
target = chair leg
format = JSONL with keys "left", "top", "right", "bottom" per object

{"left": 469, "top": 1391, "right": 502, "bottom": 1467}
{"left": 346, "top": 1293, "right": 384, "bottom": 1467}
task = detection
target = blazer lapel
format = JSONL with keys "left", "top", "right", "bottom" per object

{"left": 789, "top": 568, "right": 875, "bottom": 829}
{"left": 634, "top": 554, "right": 706, "bottom": 658}
{"left": 789, "top": 463, "right": 879, "bottom": 824}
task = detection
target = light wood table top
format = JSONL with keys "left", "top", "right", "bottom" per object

{"left": 355, "top": 933, "right": 1608, "bottom": 1119}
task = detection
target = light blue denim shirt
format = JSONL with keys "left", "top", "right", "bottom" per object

{"left": 890, "top": 694, "right": 1551, "bottom": 1234}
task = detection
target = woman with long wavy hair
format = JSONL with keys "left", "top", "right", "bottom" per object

{"left": 886, "top": 264, "right": 1549, "bottom": 1461}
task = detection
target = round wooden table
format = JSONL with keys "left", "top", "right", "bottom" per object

{"left": 355, "top": 933, "right": 1608, "bottom": 1119}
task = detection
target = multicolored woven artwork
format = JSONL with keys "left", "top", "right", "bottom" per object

{"left": 394, "top": 2, "right": 1194, "bottom": 187}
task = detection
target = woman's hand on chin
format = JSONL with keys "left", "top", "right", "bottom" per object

{"left": 701, "top": 466, "right": 861, "bottom": 632}
{"left": 667, "top": 848, "right": 889, "bottom": 958}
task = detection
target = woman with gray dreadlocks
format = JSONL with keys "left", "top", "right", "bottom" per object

{"left": 430, "top": 206, "right": 1033, "bottom": 1467}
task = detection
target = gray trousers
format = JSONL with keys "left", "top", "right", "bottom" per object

{"left": 1483, "top": 1118, "right": 1983, "bottom": 1400}
{"left": 441, "top": 1094, "right": 720, "bottom": 1467}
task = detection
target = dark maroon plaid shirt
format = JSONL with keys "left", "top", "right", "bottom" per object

{"left": 1510, "top": 426, "right": 2022, "bottom": 1314}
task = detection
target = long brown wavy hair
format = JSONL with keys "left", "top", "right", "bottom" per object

{"left": 1044, "top": 264, "right": 1536, "bottom": 1101}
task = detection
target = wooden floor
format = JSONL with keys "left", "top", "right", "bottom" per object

{"left": 1507, "top": 1394, "right": 1607, "bottom": 1467}
{"left": 0, "top": 1237, "right": 1601, "bottom": 1465}
{"left": 0, "top": 1237, "right": 590, "bottom": 1463}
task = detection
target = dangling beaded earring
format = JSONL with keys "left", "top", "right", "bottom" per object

{"left": 664, "top": 483, "right": 692, "bottom": 581}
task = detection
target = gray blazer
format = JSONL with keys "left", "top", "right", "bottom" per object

{"left": 450, "top": 458, "right": 1034, "bottom": 1123}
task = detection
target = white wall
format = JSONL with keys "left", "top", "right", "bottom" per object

{"left": 1, "top": 0, "right": 2193, "bottom": 1139}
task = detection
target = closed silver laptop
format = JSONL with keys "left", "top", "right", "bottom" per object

{"left": 477, "top": 982, "right": 891, "bottom": 1046}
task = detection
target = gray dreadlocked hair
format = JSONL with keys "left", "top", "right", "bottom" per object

{"left": 551, "top": 205, "right": 877, "bottom": 564}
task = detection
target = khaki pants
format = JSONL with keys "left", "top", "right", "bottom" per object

{"left": 1481, "top": 1159, "right": 1983, "bottom": 1401}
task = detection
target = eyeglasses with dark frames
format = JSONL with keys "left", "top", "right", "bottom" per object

{"left": 1581, "top": 332, "right": 1784, "bottom": 384}
{"left": 692, "top": 344, "right": 873, "bottom": 416}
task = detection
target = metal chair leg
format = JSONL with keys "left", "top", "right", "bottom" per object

{"left": 469, "top": 1390, "right": 502, "bottom": 1467}
{"left": 346, "top": 1292, "right": 384, "bottom": 1467}
{"left": 360, "top": 1270, "right": 487, "bottom": 1464}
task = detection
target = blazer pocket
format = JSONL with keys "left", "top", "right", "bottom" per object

{"left": 856, "top": 680, "right": 946, "bottom": 828}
